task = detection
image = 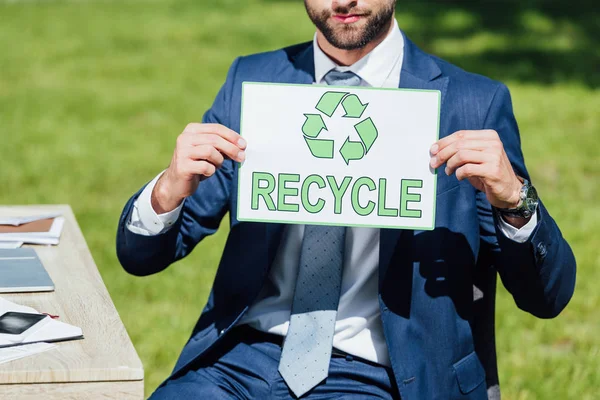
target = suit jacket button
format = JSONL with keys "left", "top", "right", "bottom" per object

{"left": 536, "top": 242, "right": 547, "bottom": 259}
{"left": 220, "top": 329, "right": 226, "bottom": 336}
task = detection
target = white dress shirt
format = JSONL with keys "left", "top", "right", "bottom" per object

{"left": 127, "top": 19, "right": 538, "bottom": 366}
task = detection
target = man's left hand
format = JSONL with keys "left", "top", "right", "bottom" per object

{"left": 429, "top": 129, "right": 523, "bottom": 211}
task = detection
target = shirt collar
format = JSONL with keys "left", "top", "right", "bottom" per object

{"left": 313, "top": 19, "right": 404, "bottom": 87}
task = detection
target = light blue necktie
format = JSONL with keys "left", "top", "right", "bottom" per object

{"left": 278, "top": 70, "right": 361, "bottom": 398}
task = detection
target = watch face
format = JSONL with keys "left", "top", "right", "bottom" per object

{"left": 525, "top": 184, "right": 539, "bottom": 212}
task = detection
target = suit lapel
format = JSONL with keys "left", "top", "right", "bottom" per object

{"left": 271, "top": 42, "right": 315, "bottom": 85}
{"left": 379, "top": 32, "right": 449, "bottom": 284}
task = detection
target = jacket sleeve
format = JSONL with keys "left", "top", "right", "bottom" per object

{"left": 116, "top": 57, "right": 241, "bottom": 276}
{"left": 477, "top": 83, "right": 576, "bottom": 318}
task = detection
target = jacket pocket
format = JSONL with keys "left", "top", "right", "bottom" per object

{"left": 453, "top": 351, "right": 486, "bottom": 394}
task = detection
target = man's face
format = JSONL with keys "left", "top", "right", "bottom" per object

{"left": 305, "top": 0, "right": 396, "bottom": 50}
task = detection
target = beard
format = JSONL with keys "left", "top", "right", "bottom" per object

{"left": 305, "top": 0, "right": 396, "bottom": 50}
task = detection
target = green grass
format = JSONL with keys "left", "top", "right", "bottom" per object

{"left": 1, "top": 1, "right": 598, "bottom": 398}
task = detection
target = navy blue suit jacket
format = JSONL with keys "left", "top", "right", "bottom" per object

{"left": 117, "top": 33, "right": 576, "bottom": 400}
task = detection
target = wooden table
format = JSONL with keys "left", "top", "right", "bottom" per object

{"left": 0, "top": 205, "right": 144, "bottom": 399}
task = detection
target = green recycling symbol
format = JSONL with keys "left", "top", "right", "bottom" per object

{"left": 301, "top": 91, "right": 378, "bottom": 165}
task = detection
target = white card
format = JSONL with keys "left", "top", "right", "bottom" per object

{"left": 237, "top": 83, "right": 440, "bottom": 230}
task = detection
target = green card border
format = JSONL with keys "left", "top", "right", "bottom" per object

{"left": 236, "top": 81, "right": 441, "bottom": 231}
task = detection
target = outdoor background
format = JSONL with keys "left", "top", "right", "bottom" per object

{"left": 1, "top": 0, "right": 598, "bottom": 398}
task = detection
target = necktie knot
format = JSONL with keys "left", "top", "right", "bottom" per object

{"left": 323, "top": 70, "right": 361, "bottom": 86}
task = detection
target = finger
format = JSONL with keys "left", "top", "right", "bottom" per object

{"left": 207, "top": 135, "right": 246, "bottom": 162}
{"left": 430, "top": 140, "right": 496, "bottom": 168}
{"left": 455, "top": 163, "right": 487, "bottom": 181}
{"left": 188, "top": 145, "right": 225, "bottom": 169}
{"left": 184, "top": 123, "right": 246, "bottom": 149}
{"left": 445, "top": 150, "right": 495, "bottom": 175}
{"left": 190, "top": 134, "right": 245, "bottom": 162}
{"left": 431, "top": 130, "right": 497, "bottom": 155}
{"left": 185, "top": 160, "right": 216, "bottom": 178}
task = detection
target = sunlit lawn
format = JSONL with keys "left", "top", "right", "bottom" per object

{"left": 1, "top": 1, "right": 598, "bottom": 398}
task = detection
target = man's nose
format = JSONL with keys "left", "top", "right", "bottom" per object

{"left": 332, "top": 0, "right": 359, "bottom": 10}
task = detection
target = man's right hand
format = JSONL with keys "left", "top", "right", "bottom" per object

{"left": 151, "top": 123, "right": 246, "bottom": 214}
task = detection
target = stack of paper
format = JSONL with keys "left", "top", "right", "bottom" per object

{"left": 0, "top": 297, "right": 83, "bottom": 348}
{"left": 0, "top": 213, "right": 64, "bottom": 246}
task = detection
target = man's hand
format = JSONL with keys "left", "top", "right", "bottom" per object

{"left": 151, "top": 123, "right": 246, "bottom": 214}
{"left": 429, "top": 129, "right": 527, "bottom": 226}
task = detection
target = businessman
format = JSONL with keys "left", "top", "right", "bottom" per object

{"left": 117, "top": 1, "right": 576, "bottom": 399}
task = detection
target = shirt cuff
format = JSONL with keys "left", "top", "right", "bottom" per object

{"left": 126, "top": 171, "right": 183, "bottom": 236}
{"left": 496, "top": 211, "right": 538, "bottom": 243}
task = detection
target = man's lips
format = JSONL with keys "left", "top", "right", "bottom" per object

{"left": 332, "top": 14, "right": 364, "bottom": 24}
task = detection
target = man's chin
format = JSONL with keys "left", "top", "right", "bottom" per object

{"left": 328, "top": 35, "right": 368, "bottom": 50}
{"left": 324, "top": 26, "right": 369, "bottom": 49}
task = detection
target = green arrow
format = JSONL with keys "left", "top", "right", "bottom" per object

{"left": 354, "top": 117, "right": 378, "bottom": 153}
{"left": 302, "top": 114, "right": 327, "bottom": 138}
{"left": 341, "top": 94, "right": 368, "bottom": 118}
{"left": 315, "top": 91, "right": 347, "bottom": 117}
{"left": 304, "top": 137, "right": 334, "bottom": 159}
{"left": 339, "top": 137, "right": 365, "bottom": 165}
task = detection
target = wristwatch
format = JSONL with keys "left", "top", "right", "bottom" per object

{"left": 496, "top": 178, "right": 539, "bottom": 219}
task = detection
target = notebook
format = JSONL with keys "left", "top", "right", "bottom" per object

{"left": 0, "top": 248, "right": 55, "bottom": 293}
{"left": 0, "top": 214, "right": 64, "bottom": 245}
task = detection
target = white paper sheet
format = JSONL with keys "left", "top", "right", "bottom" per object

{"left": 0, "top": 242, "right": 23, "bottom": 249}
{"left": 238, "top": 83, "right": 440, "bottom": 230}
{"left": 0, "top": 342, "right": 56, "bottom": 365}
